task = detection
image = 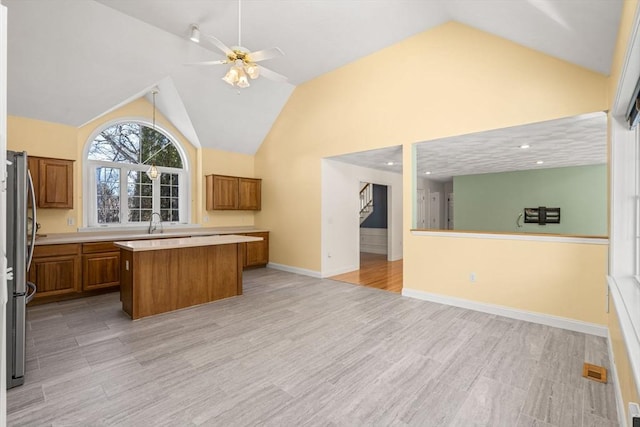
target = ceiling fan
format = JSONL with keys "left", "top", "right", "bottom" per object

{"left": 188, "top": 0, "right": 287, "bottom": 88}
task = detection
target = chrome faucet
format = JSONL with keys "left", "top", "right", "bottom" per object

{"left": 148, "top": 212, "right": 163, "bottom": 234}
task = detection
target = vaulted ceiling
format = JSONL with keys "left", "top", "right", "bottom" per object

{"left": 4, "top": 0, "right": 623, "bottom": 155}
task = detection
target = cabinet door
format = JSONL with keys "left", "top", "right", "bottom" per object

{"left": 238, "top": 178, "right": 262, "bottom": 210}
{"left": 244, "top": 232, "right": 269, "bottom": 268}
{"left": 38, "top": 158, "right": 73, "bottom": 208}
{"left": 29, "top": 255, "right": 81, "bottom": 299}
{"left": 82, "top": 252, "right": 120, "bottom": 291}
{"left": 210, "top": 175, "right": 238, "bottom": 210}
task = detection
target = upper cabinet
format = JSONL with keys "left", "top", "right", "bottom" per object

{"left": 206, "top": 174, "right": 261, "bottom": 211}
{"left": 29, "top": 156, "right": 74, "bottom": 209}
{"left": 238, "top": 178, "right": 262, "bottom": 210}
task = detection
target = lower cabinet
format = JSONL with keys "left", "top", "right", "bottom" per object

{"left": 29, "top": 244, "right": 82, "bottom": 299}
{"left": 30, "top": 241, "right": 120, "bottom": 303}
{"left": 243, "top": 232, "right": 269, "bottom": 268}
{"left": 30, "top": 231, "right": 268, "bottom": 304}
{"left": 82, "top": 242, "right": 120, "bottom": 291}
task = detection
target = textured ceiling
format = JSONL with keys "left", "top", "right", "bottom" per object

{"left": 330, "top": 112, "right": 607, "bottom": 181}
{"left": 4, "top": 0, "right": 622, "bottom": 155}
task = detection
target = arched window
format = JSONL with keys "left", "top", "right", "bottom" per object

{"left": 84, "top": 121, "right": 189, "bottom": 227}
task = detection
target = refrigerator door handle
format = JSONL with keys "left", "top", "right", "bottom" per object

{"left": 27, "top": 169, "right": 36, "bottom": 271}
{"left": 25, "top": 281, "right": 36, "bottom": 304}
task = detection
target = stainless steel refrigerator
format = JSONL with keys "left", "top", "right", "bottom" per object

{"left": 6, "top": 150, "right": 37, "bottom": 388}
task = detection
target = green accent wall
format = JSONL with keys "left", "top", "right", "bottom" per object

{"left": 453, "top": 164, "right": 607, "bottom": 236}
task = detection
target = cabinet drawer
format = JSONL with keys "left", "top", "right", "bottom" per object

{"left": 82, "top": 241, "right": 118, "bottom": 254}
{"left": 33, "top": 243, "right": 80, "bottom": 258}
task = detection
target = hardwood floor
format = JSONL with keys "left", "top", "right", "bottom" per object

{"left": 330, "top": 252, "right": 403, "bottom": 293}
{"left": 8, "top": 268, "right": 618, "bottom": 426}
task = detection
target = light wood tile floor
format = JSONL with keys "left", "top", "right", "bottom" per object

{"left": 330, "top": 252, "right": 403, "bottom": 293}
{"left": 9, "top": 268, "right": 618, "bottom": 426}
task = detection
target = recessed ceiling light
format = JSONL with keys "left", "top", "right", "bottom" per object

{"left": 520, "top": 144, "right": 530, "bottom": 149}
{"left": 536, "top": 160, "right": 544, "bottom": 164}
{"left": 386, "top": 161, "right": 394, "bottom": 166}
{"left": 424, "top": 171, "right": 432, "bottom": 175}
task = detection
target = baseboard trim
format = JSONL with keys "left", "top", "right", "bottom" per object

{"left": 607, "top": 328, "right": 628, "bottom": 427}
{"left": 267, "top": 262, "right": 322, "bottom": 278}
{"left": 321, "top": 265, "right": 358, "bottom": 278}
{"left": 401, "top": 288, "right": 608, "bottom": 337}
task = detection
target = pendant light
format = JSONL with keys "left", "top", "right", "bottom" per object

{"left": 146, "top": 89, "right": 160, "bottom": 180}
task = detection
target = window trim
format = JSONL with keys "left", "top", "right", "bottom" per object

{"left": 82, "top": 117, "right": 191, "bottom": 228}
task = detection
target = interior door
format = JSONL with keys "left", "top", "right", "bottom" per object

{"left": 416, "top": 189, "right": 426, "bottom": 228}
{"left": 429, "top": 191, "right": 440, "bottom": 229}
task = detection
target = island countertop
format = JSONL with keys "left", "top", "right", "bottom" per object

{"left": 114, "top": 234, "right": 263, "bottom": 252}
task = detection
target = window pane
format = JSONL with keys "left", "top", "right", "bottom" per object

{"left": 160, "top": 173, "right": 180, "bottom": 222}
{"left": 127, "top": 170, "right": 150, "bottom": 223}
{"left": 88, "top": 122, "right": 183, "bottom": 168}
{"left": 89, "top": 123, "right": 142, "bottom": 163}
{"left": 96, "top": 167, "right": 120, "bottom": 224}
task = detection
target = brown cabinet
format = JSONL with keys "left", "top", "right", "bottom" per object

{"left": 238, "top": 178, "right": 262, "bottom": 210}
{"left": 82, "top": 242, "right": 120, "bottom": 291}
{"left": 205, "top": 174, "right": 261, "bottom": 211}
{"left": 29, "top": 244, "right": 81, "bottom": 300}
{"left": 243, "top": 232, "right": 269, "bottom": 268}
{"left": 29, "top": 156, "right": 74, "bottom": 209}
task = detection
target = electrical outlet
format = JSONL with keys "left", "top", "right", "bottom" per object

{"left": 203, "top": 215, "right": 209, "bottom": 222}
{"left": 67, "top": 217, "right": 74, "bottom": 226}
{"left": 470, "top": 272, "right": 477, "bottom": 283}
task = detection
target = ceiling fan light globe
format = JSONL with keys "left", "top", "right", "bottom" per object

{"left": 237, "top": 73, "right": 250, "bottom": 88}
{"left": 245, "top": 63, "right": 259, "bottom": 79}
{"left": 222, "top": 67, "right": 240, "bottom": 85}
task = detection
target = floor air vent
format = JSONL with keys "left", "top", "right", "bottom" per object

{"left": 582, "top": 363, "right": 607, "bottom": 383}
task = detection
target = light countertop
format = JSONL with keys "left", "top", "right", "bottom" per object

{"left": 114, "top": 234, "right": 263, "bottom": 252}
{"left": 34, "top": 226, "right": 268, "bottom": 245}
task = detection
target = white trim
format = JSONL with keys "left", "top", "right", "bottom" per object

{"left": 411, "top": 230, "right": 608, "bottom": 245}
{"left": 267, "top": 262, "right": 322, "bottom": 278}
{"left": 321, "top": 265, "right": 359, "bottom": 278}
{"left": 607, "top": 327, "right": 629, "bottom": 427}
{"left": 612, "top": 3, "right": 640, "bottom": 117}
{"left": 388, "top": 253, "right": 403, "bottom": 262}
{"left": 401, "top": 287, "right": 608, "bottom": 337}
{"left": 608, "top": 275, "right": 640, "bottom": 401}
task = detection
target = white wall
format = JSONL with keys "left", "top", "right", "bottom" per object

{"left": 321, "top": 159, "right": 403, "bottom": 277}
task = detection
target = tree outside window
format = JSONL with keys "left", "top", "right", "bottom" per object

{"left": 86, "top": 122, "right": 188, "bottom": 227}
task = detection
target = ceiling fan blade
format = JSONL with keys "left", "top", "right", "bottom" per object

{"left": 184, "top": 60, "right": 228, "bottom": 66}
{"left": 258, "top": 65, "right": 288, "bottom": 83}
{"left": 248, "top": 47, "right": 284, "bottom": 63}
{"left": 205, "top": 35, "right": 234, "bottom": 57}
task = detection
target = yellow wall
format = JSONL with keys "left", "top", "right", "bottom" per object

{"left": 201, "top": 147, "right": 256, "bottom": 227}
{"left": 256, "top": 21, "right": 608, "bottom": 275}
{"left": 7, "top": 116, "right": 79, "bottom": 233}
{"left": 7, "top": 98, "right": 256, "bottom": 232}
{"left": 607, "top": 0, "right": 640, "bottom": 421}
{"left": 404, "top": 235, "right": 608, "bottom": 324}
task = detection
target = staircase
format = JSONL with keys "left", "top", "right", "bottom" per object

{"left": 360, "top": 183, "right": 374, "bottom": 224}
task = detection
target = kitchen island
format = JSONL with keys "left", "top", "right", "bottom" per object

{"left": 115, "top": 234, "right": 262, "bottom": 320}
